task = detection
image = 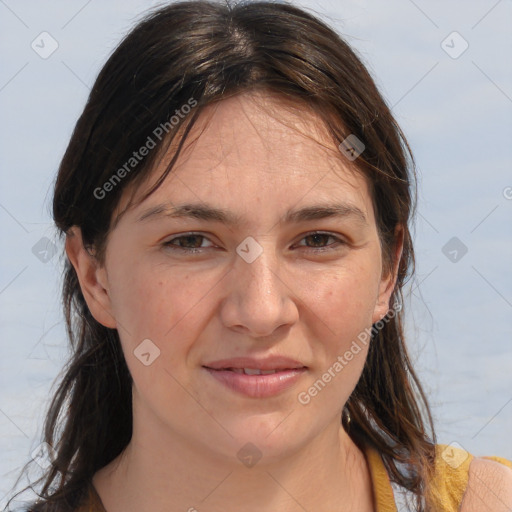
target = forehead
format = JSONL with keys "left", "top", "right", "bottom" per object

{"left": 116, "top": 91, "right": 374, "bottom": 225}
{"left": 172, "top": 92, "right": 354, "bottom": 181}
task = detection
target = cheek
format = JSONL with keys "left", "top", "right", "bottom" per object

{"left": 307, "top": 264, "right": 380, "bottom": 338}
{"left": 108, "top": 263, "right": 197, "bottom": 337}
{"left": 108, "top": 268, "right": 199, "bottom": 393}
{"left": 107, "top": 263, "right": 223, "bottom": 382}
{"left": 293, "top": 269, "right": 377, "bottom": 415}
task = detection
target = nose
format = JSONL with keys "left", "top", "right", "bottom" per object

{"left": 220, "top": 238, "right": 299, "bottom": 338}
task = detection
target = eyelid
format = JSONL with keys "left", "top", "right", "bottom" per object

{"left": 162, "top": 232, "right": 217, "bottom": 250}
{"left": 294, "top": 231, "right": 347, "bottom": 246}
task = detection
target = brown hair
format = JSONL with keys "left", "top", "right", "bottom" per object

{"left": 6, "top": 1, "right": 437, "bottom": 510}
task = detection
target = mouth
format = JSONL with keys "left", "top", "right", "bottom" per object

{"left": 203, "top": 355, "right": 307, "bottom": 372}
{"left": 205, "top": 367, "right": 303, "bottom": 375}
{"left": 202, "top": 357, "right": 307, "bottom": 398}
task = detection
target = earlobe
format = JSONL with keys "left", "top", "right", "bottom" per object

{"left": 65, "top": 227, "right": 117, "bottom": 329}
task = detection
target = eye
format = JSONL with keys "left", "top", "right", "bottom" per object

{"left": 162, "top": 231, "right": 345, "bottom": 255}
{"left": 163, "top": 233, "right": 215, "bottom": 253}
{"left": 294, "top": 232, "right": 346, "bottom": 252}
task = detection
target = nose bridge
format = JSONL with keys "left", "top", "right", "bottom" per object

{"left": 222, "top": 236, "right": 297, "bottom": 336}
{"left": 238, "top": 236, "right": 282, "bottom": 302}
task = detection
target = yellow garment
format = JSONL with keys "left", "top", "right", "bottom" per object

{"left": 365, "top": 443, "right": 512, "bottom": 511}
{"left": 81, "top": 444, "right": 512, "bottom": 512}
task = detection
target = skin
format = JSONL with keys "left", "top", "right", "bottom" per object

{"left": 461, "top": 459, "right": 512, "bottom": 511}
{"left": 66, "top": 91, "right": 403, "bottom": 512}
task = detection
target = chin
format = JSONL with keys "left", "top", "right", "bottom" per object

{"left": 201, "top": 412, "right": 320, "bottom": 467}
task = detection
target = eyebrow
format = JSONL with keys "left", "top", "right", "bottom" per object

{"left": 136, "top": 201, "right": 368, "bottom": 226}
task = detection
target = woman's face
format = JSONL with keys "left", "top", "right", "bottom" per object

{"left": 84, "top": 92, "right": 398, "bottom": 463}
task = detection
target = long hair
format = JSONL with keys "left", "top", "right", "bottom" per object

{"left": 6, "top": 1, "right": 437, "bottom": 510}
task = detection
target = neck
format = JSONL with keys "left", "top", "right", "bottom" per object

{"left": 93, "top": 406, "right": 374, "bottom": 512}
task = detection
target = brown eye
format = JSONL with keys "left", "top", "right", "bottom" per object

{"left": 163, "top": 233, "right": 214, "bottom": 253}
{"left": 296, "top": 232, "right": 345, "bottom": 252}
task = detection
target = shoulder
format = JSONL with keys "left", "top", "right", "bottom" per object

{"left": 460, "top": 457, "right": 512, "bottom": 512}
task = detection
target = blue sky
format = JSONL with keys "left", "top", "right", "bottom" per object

{"left": 1, "top": 0, "right": 511, "bottom": 503}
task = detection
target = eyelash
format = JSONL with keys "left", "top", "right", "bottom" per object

{"left": 162, "top": 232, "right": 346, "bottom": 254}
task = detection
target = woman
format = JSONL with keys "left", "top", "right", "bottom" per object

{"left": 5, "top": 1, "right": 511, "bottom": 511}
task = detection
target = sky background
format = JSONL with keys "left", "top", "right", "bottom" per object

{"left": 1, "top": 0, "right": 511, "bottom": 505}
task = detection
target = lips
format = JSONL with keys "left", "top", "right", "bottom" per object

{"left": 203, "top": 356, "right": 307, "bottom": 398}
{"left": 203, "top": 356, "right": 306, "bottom": 372}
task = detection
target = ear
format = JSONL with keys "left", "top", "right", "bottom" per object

{"left": 65, "top": 227, "right": 117, "bottom": 329}
{"left": 372, "top": 225, "right": 404, "bottom": 323}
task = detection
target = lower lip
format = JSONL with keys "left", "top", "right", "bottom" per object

{"left": 204, "top": 367, "right": 307, "bottom": 398}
